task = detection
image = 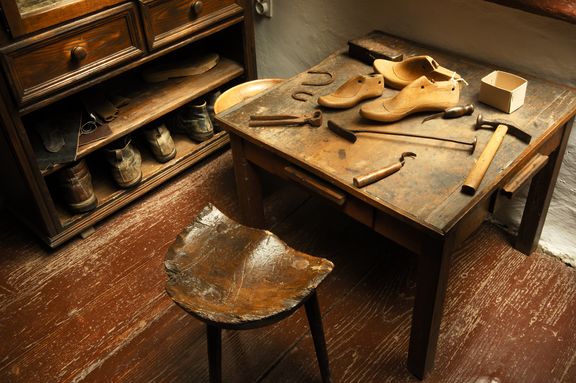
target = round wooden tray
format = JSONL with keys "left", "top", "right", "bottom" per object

{"left": 214, "top": 78, "right": 284, "bottom": 114}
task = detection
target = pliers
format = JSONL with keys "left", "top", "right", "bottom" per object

{"left": 249, "top": 110, "right": 323, "bottom": 127}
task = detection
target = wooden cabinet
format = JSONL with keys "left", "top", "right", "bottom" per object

{"left": 139, "top": 0, "right": 242, "bottom": 50}
{"left": 0, "top": 0, "right": 256, "bottom": 247}
{"left": 1, "top": 3, "right": 145, "bottom": 105}
{"left": 0, "top": 0, "right": 126, "bottom": 38}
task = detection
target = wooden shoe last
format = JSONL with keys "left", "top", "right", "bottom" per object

{"left": 360, "top": 76, "right": 460, "bottom": 122}
{"left": 374, "top": 55, "right": 459, "bottom": 89}
{"left": 318, "top": 74, "right": 383, "bottom": 109}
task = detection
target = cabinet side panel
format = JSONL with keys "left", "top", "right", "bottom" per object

{"left": 239, "top": 0, "right": 257, "bottom": 79}
{"left": 0, "top": 125, "right": 54, "bottom": 236}
{"left": 0, "top": 73, "right": 58, "bottom": 237}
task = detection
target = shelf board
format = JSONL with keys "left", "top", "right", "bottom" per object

{"left": 52, "top": 131, "right": 229, "bottom": 231}
{"left": 40, "top": 57, "right": 243, "bottom": 176}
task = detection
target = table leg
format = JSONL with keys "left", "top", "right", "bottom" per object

{"left": 207, "top": 324, "right": 222, "bottom": 383}
{"left": 407, "top": 235, "right": 454, "bottom": 379}
{"left": 516, "top": 117, "right": 574, "bottom": 255}
{"left": 229, "top": 134, "right": 266, "bottom": 228}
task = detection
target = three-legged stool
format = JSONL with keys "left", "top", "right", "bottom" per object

{"left": 165, "top": 204, "right": 334, "bottom": 382}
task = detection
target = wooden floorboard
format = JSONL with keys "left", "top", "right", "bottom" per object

{"left": 1, "top": 149, "right": 575, "bottom": 383}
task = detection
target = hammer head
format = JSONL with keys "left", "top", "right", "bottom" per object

{"left": 475, "top": 114, "right": 532, "bottom": 144}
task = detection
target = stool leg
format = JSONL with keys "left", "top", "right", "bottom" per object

{"left": 206, "top": 324, "right": 222, "bottom": 383}
{"left": 304, "top": 291, "right": 332, "bottom": 383}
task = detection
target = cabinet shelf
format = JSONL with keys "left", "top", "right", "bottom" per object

{"left": 41, "top": 57, "right": 243, "bottom": 176}
{"left": 0, "top": 0, "right": 256, "bottom": 247}
{"left": 50, "top": 131, "right": 229, "bottom": 244}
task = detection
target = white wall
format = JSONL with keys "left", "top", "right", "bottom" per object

{"left": 254, "top": 0, "right": 576, "bottom": 265}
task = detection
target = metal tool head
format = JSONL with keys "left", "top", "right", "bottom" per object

{"left": 475, "top": 114, "right": 532, "bottom": 144}
{"left": 249, "top": 110, "right": 323, "bottom": 127}
{"left": 421, "top": 104, "right": 475, "bottom": 124}
{"left": 327, "top": 120, "right": 357, "bottom": 143}
{"left": 399, "top": 152, "right": 417, "bottom": 163}
{"left": 470, "top": 136, "right": 478, "bottom": 154}
{"left": 308, "top": 110, "right": 324, "bottom": 127}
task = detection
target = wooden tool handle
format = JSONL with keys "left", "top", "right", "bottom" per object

{"left": 354, "top": 162, "right": 403, "bottom": 188}
{"left": 502, "top": 153, "right": 549, "bottom": 198}
{"left": 462, "top": 124, "right": 508, "bottom": 195}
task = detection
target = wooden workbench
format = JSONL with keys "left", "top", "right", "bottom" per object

{"left": 216, "top": 32, "right": 576, "bottom": 379}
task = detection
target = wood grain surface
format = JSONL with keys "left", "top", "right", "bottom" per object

{"left": 1, "top": 150, "right": 575, "bottom": 382}
{"left": 217, "top": 33, "right": 576, "bottom": 236}
{"left": 485, "top": 0, "right": 576, "bottom": 24}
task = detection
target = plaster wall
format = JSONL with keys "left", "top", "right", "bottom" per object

{"left": 253, "top": 0, "right": 576, "bottom": 265}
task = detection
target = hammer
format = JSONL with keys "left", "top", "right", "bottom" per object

{"left": 461, "top": 114, "right": 532, "bottom": 195}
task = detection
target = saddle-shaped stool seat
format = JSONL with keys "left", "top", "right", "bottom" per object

{"left": 165, "top": 204, "right": 334, "bottom": 383}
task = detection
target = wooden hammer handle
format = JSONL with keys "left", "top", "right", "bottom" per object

{"left": 462, "top": 124, "right": 508, "bottom": 195}
{"left": 354, "top": 162, "right": 403, "bottom": 188}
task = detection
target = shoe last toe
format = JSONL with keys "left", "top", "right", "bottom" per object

{"left": 359, "top": 99, "right": 395, "bottom": 122}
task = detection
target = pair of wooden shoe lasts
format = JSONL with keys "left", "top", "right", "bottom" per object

{"left": 318, "top": 55, "right": 462, "bottom": 122}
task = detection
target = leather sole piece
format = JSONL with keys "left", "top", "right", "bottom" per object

{"left": 116, "top": 172, "right": 143, "bottom": 189}
{"left": 68, "top": 193, "right": 98, "bottom": 213}
{"left": 155, "top": 147, "right": 177, "bottom": 163}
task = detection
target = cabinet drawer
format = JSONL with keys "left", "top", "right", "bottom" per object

{"left": 0, "top": 0, "right": 126, "bottom": 38}
{"left": 0, "top": 3, "right": 145, "bottom": 106}
{"left": 139, "top": 0, "right": 243, "bottom": 50}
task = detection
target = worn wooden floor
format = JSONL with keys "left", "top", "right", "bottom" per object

{"left": 1, "top": 149, "right": 575, "bottom": 383}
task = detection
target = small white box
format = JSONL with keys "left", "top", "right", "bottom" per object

{"left": 479, "top": 70, "right": 527, "bottom": 113}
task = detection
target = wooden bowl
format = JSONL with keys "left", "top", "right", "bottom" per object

{"left": 214, "top": 78, "right": 284, "bottom": 114}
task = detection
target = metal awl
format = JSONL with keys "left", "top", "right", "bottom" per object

{"left": 421, "top": 104, "right": 474, "bottom": 124}
{"left": 353, "top": 152, "right": 417, "bottom": 188}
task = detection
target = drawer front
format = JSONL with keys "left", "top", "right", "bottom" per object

{"left": 0, "top": 0, "right": 126, "bottom": 38}
{"left": 140, "top": 0, "right": 243, "bottom": 50}
{"left": 1, "top": 4, "right": 145, "bottom": 106}
{"left": 241, "top": 139, "right": 375, "bottom": 228}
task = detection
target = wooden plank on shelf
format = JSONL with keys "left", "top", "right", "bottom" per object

{"left": 80, "top": 58, "right": 242, "bottom": 156}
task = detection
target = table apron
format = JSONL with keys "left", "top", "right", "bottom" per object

{"left": 242, "top": 138, "right": 442, "bottom": 255}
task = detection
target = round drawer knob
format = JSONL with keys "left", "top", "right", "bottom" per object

{"left": 191, "top": 1, "right": 203, "bottom": 15}
{"left": 71, "top": 46, "right": 88, "bottom": 61}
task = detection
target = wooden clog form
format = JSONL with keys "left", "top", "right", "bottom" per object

{"left": 373, "top": 55, "right": 459, "bottom": 89}
{"left": 359, "top": 76, "right": 460, "bottom": 123}
{"left": 318, "top": 74, "right": 384, "bottom": 109}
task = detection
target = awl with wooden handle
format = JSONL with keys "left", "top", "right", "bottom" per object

{"left": 354, "top": 152, "right": 416, "bottom": 188}
{"left": 461, "top": 114, "right": 532, "bottom": 195}
{"left": 421, "top": 104, "right": 474, "bottom": 124}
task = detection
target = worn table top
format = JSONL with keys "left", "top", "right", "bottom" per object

{"left": 218, "top": 33, "right": 576, "bottom": 237}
